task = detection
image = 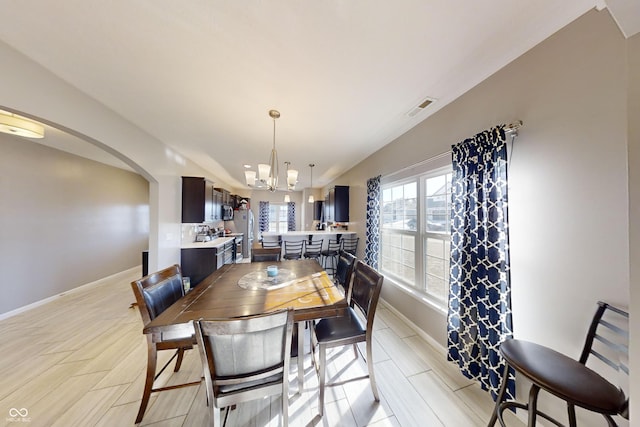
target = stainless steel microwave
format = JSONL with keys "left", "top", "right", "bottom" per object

{"left": 222, "top": 204, "right": 233, "bottom": 221}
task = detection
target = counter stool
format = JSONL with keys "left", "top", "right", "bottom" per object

{"left": 489, "top": 301, "right": 629, "bottom": 427}
{"left": 320, "top": 239, "right": 341, "bottom": 276}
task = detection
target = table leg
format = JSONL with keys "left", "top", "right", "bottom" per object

{"left": 297, "top": 321, "right": 305, "bottom": 391}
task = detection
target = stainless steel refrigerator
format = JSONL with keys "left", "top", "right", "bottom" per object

{"left": 232, "top": 209, "right": 254, "bottom": 259}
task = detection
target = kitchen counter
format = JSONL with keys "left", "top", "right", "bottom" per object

{"left": 181, "top": 236, "right": 236, "bottom": 249}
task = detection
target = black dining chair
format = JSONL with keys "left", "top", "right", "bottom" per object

{"left": 194, "top": 309, "right": 295, "bottom": 427}
{"left": 310, "top": 260, "right": 384, "bottom": 417}
{"left": 489, "top": 301, "right": 629, "bottom": 427}
{"left": 130, "top": 264, "right": 200, "bottom": 424}
{"left": 334, "top": 250, "right": 357, "bottom": 295}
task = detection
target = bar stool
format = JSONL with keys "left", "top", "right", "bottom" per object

{"left": 303, "top": 239, "right": 324, "bottom": 264}
{"left": 320, "top": 239, "right": 341, "bottom": 275}
{"left": 283, "top": 240, "right": 304, "bottom": 260}
{"left": 341, "top": 235, "right": 359, "bottom": 256}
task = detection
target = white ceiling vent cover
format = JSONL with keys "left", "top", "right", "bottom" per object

{"left": 406, "top": 98, "right": 435, "bottom": 117}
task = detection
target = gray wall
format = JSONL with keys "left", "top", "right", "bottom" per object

{"left": 332, "top": 9, "right": 633, "bottom": 425}
{"left": 628, "top": 29, "right": 640, "bottom": 427}
{"left": 0, "top": 134, "right": 149, "bottom": 315}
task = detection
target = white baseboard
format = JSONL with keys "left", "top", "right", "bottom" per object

{"left": 378, "top": 297, "right": 447, "bottom": 356}
{"left": 0, "top": 266, "right": 140, "bottom": 322}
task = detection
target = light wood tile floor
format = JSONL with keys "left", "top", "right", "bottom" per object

{"left": 0, "top": 267, "right": 525, "bottom": 427}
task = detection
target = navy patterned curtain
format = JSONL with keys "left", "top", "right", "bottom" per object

{"left": 258, "top": 201, "right": 269, "bottom": 240}
{"left": 365, "top": 175, "right": 381, "bottom": 269}
{"left": 447, "top": 125, "right": 514, "bottom": 402}
{"left": 287, "top": 202, "right": 296, "bottom": 231}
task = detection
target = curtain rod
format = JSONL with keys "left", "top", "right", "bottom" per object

{"left": 381, "top": 120, "right": 523, "bottom": 181}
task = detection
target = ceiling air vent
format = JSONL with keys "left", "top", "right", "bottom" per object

{"left": 406, "top": 97, "right": 435, "bottom": 117}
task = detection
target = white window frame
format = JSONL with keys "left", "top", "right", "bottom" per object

{"left": 268, "top": 203, "right": 289, "bottom": 233}
{"left": 379, "top": 155, "right": 452, "bottom": 310}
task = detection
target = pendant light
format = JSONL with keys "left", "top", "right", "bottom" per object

{"left": 257, "top": 109, "right": 280, "bottom": 192}
{"left": 308, "top": 163, "right": 315, "bottom": 203}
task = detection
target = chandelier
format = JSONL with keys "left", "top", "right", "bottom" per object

{"left": 260, "top": 109, "right": 280, "bottom": 192}
{"left": 244, "top": 109, "right": 298, "bottom": 193}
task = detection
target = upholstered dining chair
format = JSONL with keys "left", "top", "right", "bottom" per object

{"left": 489, "top": 301, "right": 629, "bottom": 427}
{"left": 130, "top": 264, "right": 200, "bottom": 424}
{"left": 194, "top": 309, "right": 295, "bottom": 427}
{"left": 310, "top": 260, "right": 384, "bottom": 416}
{"left": 303, "top": 239, "right": 324, "bottom": 264}
{"left": 334, "top": 250, "right": 357, "bottom": 295}
{"left": 283, "top": 240, "right": 305, "bottom": 260}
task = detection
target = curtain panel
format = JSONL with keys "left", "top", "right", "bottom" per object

{"left": 287, "top": 202, "right": 296, "bottom": 231}
{"left": 365, "top": 175, "right": 381, "bottom": 269}
{"left": 258, "top": 201, "right": 269, "bottom": 239}
{"left": 447, "top": 125, "right": 514, "bottom": 401}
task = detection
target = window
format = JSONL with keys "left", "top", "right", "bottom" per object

{"left": 380, "top": 165, "right": 452, "bottom": 307}
{"left": 268, "top": 204, "right": 288, "bottom": 233}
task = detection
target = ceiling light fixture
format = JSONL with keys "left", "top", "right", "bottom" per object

{"left": 285, "top": 161, "right": 298, "bottom": 191}
{"left": 0, "top": 111, "right": 45, "bottom": 139}
{"left": 257, "top": 109, "right": 280, "bottom": 192}
{"left": 308, "top": 163, "right": 315, "bottom": 203}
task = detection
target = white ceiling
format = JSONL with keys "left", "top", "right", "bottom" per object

{"left": 1, "top": 1, "right": 637, "bottom": 190}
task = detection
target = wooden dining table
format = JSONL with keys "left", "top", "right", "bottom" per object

{"left": 143, "top": 259, "right": 348, "bottom": 389}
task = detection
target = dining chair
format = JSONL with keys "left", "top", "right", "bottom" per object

{"left": 320, "top": 239, "right": 341, "bottom": 275}
{"left": 489, "top": 301, "right": 629, "bottom": 427}
{"left": 303, "top": 239, "right": 324, "bottom": 264}
{"left": 283, "top": 240, "right": 305, "bottom": 260}
{"left": 310, "top": 260, "right": 384, "bottom": 416}
{"left": 194, "top": 309, "right": 295, "bottom": 427}
{"left": 341, "top": 235, "right": 359, "bottom": 256}
{"left": 130, "top": 264, "right": 200, "bottom": 424}
{"left": 334, "top": 250, "right": 357, "bottom": 295}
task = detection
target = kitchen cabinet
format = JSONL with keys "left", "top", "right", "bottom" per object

{"left": 313, "top": 200, "right": 324, "bottom": 221}
{"left": 181, "top": 247, "right": 216, "bottom": 286}
{"left": 325, "top": 185, "right": 349, "bottom": 223}
{"left": 215, "top": 188, "right": 231, "bottom": 205}
{"left": 182, "top": 177, "right": 215, "bottom": 223}
{"left": 215, "top": 240, "right": 234, "bottom": 269}
{"left": 212, "top": 188, "right": 223, "bottom": 221}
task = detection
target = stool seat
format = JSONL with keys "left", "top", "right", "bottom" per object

{"left": 501, "top": 340, "right": 625, "bottom": 415}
